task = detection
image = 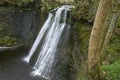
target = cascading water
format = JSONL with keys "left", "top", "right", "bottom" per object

{"left": 23, "top": 5, "right": 74, "bottom": 79}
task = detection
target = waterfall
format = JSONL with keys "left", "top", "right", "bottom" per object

{"left": 23, "top": 5, "right": 74, "bottom": 79}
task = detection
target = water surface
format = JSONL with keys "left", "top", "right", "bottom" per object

{"left": 0, "top": 47, "right": 46, "bottom": 80}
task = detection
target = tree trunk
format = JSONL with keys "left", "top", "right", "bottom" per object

{"left": 101, "top": 13, "right": 119, "bottom": 58}
{"left": 101, "top": 0, "right": 120, "bottom": 60}
{"left": 88, "top": 0, "right": 111, "bottom": 80}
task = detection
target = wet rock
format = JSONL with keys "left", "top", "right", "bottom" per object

{"left": 0, "top": 7, "right": 42, "bottom": 46}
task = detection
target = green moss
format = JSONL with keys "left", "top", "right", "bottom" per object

{"left": 0, "top": 24, "right": 5, "bottom": 31}
{"left": 0, "top": 36, "right": 17, "bottom": 46}
{"left": 0, "top": 23, "right": 6, "bottom": 37}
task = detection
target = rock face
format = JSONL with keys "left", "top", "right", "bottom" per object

{"left": 0, "top": 7, "right": 42, "bottom": 46}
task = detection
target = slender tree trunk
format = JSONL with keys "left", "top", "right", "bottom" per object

{"left": 101, "top": 0, "right": 120, "bottom": 59}
{"left": 88, "top": 0, "right": 111, "bottom": 80}
{"left": 101, "top": 13, "right": 119, "bottom": 56}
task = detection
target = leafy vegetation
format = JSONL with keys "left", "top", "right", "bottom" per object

{"left": 0, "top": 0, "right": 34, "bottom": 6}
{"left": 0, "top": 23, "right": 17, "bottom": 46}
{"left": 0, "top": 24, "right": 4, "bottom": 31}
{"left": 102, "top": 60, "right": 120, "bottom": 80}
{"left": 101, "top": 32, "right": 120, "bottom": 80}
{"left": 104, "top": 34, "right": 120, "bottom": 62}
{"left": 0, "top": 36, "right": 17, "bottom": 46}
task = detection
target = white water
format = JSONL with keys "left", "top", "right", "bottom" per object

{"left": 0, "top": 46, "right": 18, "bottom": 51}
{"left": 23, "top": 5, "right": 73, "bottom": 79}
{"left": 23, "top": 13, "right": 53, "bottom": 63}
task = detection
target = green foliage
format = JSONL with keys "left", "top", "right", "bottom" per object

{"left": 102, "top": 60, "right": 120, "bottom": 80}
{"left": 71, "top": 0, "right": 99, "bottom": 22}
{"left": 77, "top": 77, "right": 88, "bottom": 80}
{"left": 69, "top": 22, "right": 91, "bottom": 80}
{"left": 0, "top": 36, "right": 17, "bottom": 46}
{"left": 102, "top": 24, "right": 120, "bottom": 80}
{"left": 0, "top": 0, "right": 34, "bottom": 6}
{"left": 0, "top": 23, "right": 5, "bottom": 37}
{"left": 76, "top": 62, "right": 88, "bottom": 80}
{"left": 0, "top": 24, "right": 4, "bottom": 31}
{"left": 76, "top": 22, "right": 91, "bottom": 53}
{"left": 117, "top": 17, "right": 120, "bottom": 28}
{"left": 104, "top": 34, "right": 120, "bottom": 63}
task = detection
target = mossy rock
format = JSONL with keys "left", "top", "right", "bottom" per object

{"left": 0, "top": 36, "right": 17, "bottom": 46}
